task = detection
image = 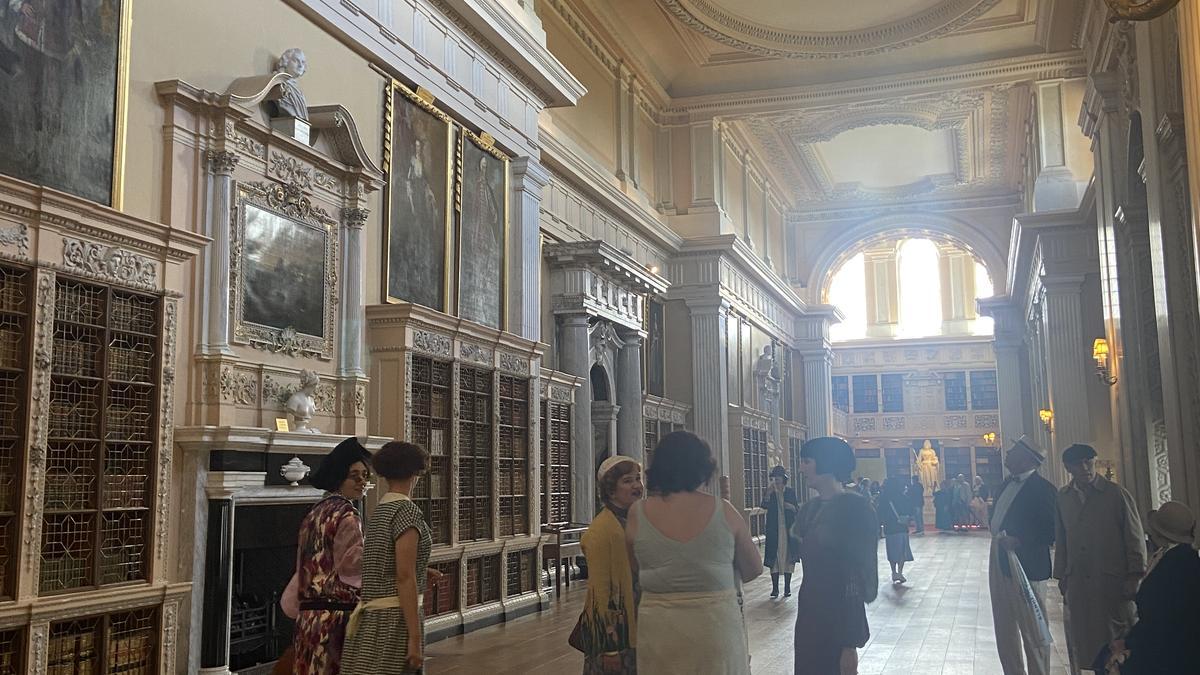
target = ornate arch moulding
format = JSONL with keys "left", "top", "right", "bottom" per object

{"left": 806, "top": 212, "right": 1008, "bottom": 300}
{"left": 1103, "top": 0, "right": 1182, "bottom": 22}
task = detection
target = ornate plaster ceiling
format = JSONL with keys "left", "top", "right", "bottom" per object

{"left": 735, "top": 84, "right": 1026, "bottom": 203}
{"left": 657, "top": 0, "right": 1005, "bottom": 59}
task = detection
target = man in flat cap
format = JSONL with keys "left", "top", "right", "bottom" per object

{"left": 1053, "top": 443, "right": 1145, "bottom": 674}
{"left": 988, "top": 435, "right": 1057, "bottom": 675}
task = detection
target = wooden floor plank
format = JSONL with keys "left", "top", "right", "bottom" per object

{"left": 426, "top": 531, "right": 1071, "bottom": 674}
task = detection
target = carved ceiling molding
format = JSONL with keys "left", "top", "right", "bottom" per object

{"left": 739, "top": 83, "right": 1019, "bottom": 202}
{"left": 656, "top": 0, "right": 1003, "bottom": 60}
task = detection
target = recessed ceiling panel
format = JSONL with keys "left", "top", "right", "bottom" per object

{"left": 813, "top": 125, "right": 956, "bottom": 189}
{"left": 708, "top": 0, "right": 947, "bottom": 33}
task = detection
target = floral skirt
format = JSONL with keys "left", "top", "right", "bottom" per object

{"left": 293, "top": 608, "right": 351, "bottom": 675}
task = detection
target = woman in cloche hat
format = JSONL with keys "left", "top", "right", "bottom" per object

{"left": 280, "top": 437, "right": 372, "bottom": 675}
{"left": 1104, "top": 500, "right": 1199, "bottom": 674}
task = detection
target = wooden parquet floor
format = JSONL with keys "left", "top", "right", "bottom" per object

{"left": 426, "top": 531, "right": 1072, "bottom": 674}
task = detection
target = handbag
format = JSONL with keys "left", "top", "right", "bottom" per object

{"left": 567, "top": 612, "right": 588, "bottom": 653}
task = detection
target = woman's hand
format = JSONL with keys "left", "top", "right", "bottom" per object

{"left": 406, "top": 635, "right": 424, "bottom": 670}
{"left": 426, "top": 567, "right": 445, "bottom": 583}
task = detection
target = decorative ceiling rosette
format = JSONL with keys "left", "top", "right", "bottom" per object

{"left": 656, "top": 0, "right": 1004, "bottom": 59}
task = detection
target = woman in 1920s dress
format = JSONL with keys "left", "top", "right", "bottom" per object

{"left": 281, "top": 437, "right": 372, "bottom": 675}
{"left": 792, "top": 437, "right": 880, "bottom": 675}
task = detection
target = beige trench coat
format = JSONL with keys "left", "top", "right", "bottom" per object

{"left": 1052, "top": 476, "right": 1146, "bottom": 671}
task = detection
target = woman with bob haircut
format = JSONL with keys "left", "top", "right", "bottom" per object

{"left": 626, "top": 431, "right": 762, "bottom": 674}
{"left": 791, "top": 436, "right": 879, "bottom": 675}
{"left": 573, "top": 455, "right": 644, "bottom": 673}
{"left": 281, "top": 437, "right": 371, "bottom": 675}
{"left": 341, "top": 441, "right": 436, "bottom": 675}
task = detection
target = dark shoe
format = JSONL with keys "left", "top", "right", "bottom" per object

{"left": 783, "top": 591, "right": 791, "bottom": 598}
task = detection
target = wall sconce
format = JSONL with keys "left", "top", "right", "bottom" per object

{"left": 1038, "top": 408, "right": 1054, "bottom": 432}
{"left": 1092, "top": 338, "right": 1117, "bottom": 385}
{"left": 981, "top": 432, "right": 996, "bottom": 446}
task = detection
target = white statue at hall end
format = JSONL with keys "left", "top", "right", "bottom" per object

{"left": 913, "top": 439, "right": 941, "bottom": 491}
{"left": 285, "top": 369, "right": 321, "bottom": 434}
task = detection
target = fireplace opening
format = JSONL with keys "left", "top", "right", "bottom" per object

{"left": 230, "top": 502, "right": 311, "bottom": 672}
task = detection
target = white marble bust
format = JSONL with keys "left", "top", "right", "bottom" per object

{"left": 273, "top": 48, "right": 309, "bottom": 121}
{"left": 286, "top": 369, "right": 321, "bottom": 434}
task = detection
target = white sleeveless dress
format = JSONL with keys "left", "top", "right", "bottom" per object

{"left": 632, "top": 494, "right": 752, "bottom": 674}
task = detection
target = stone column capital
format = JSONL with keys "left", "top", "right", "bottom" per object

{"left": 617, "top": 327, "right": 647, "bottom": 345}
{"left": 559, "top": 312, "right": 591, "bottom": 329}
{"left": 1041, "top": 273, "right": 1089, "bottom": 295}
{"left": 685, "top": 297, "right": 731, "bottom": 316}
{"left": 511, "top": 156, "right": 551, "bottom": 191}
{"left": 342, "top": 207, "right": 370, "bottom": 230}
{"left": 207, "top": 150, "right": 239, "bottom": 176}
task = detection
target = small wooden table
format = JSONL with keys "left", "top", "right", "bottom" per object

{"left": 542, "top": 523, "right": 587, "bottom": 596}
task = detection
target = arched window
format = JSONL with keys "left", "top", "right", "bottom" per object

{"left": 826, "top": 237, "right": 993, "bottom": 342}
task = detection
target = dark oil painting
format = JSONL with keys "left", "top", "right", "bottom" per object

{"left": 386, "top": 89, "right": 450, "bottom": 310}
{"left": 241, "top": 203, "right": 327, "bottom": 338}
{"left": 0, "top": 0, "right": 124, "bottom": 205}
{"left": 457, "top": 138, "right": 506, "bottom": 329}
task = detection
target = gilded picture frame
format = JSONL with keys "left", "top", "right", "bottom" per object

{"left": 381, "top": 80, "right": 455, "bottom": 311}
{"left": 0, "top": 0, "right": 131, "bottom": 208}
{"left": 231, "top": 181, "right": 338, "bottom": 360}
{"left": 455, "top": 129, "right": 509, "bottom": 330}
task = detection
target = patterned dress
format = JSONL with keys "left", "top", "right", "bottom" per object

{"left": 341, "top": 494, "right": 432, "bottom": 675}
{"left": 291, "top": 494, "right": 364, "bottom": 675}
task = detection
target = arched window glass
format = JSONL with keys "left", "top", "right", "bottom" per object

{"left": 897, "top": 238, "right": 941, "bottom": 338}
{"left": 828, "top": 252, "right": 866, "bottom": 342}
{"left": 973, "top": 261, "right": 994, "bottom": 335}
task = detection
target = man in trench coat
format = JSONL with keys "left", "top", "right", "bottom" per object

{"left": 1052, "top": 444, "right": 1146, "bottom": 674}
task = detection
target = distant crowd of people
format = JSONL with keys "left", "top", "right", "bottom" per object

{"left": 264, "top": 430, "right": 1200, "bottom": 675}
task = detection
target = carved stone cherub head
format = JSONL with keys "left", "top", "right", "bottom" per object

{"left": 298, "top": 369, "right": 320, "bottom": 393}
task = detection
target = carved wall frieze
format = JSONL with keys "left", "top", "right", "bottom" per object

{"left": 232, "top": 133, "right": 266, "bottom": 160}
{"left": 262, "top": 374, "right": 337, "bottom": 413}
{"left": 62, "top": 237, "right": 158, "bottom": 287}
{"left": 220, "top": 366, "right": 258, "bottom": 405}
{"left": 314, "top": 170, "right": 340, "bottom": 192}
{"left": 498, "top": 352, "right": 530, "bottom": 375}
{"left": 25, "top": 270, "right": 54, "bottom": 575}
{"left": 459, "top": 342, "right": 493, "bottom": 365}
{"left": 0, "top": 223, "right": 29, "bottom": 257}
{"left": 413, "top": 329, "right": 453, "bottom": 357}
{"left": 162, "top": 599, "right": 180, "bottom": 671}
{"left": 156, "top": 300, "right": 178, "bottom": 561}
{"left": 270, "top": 152, "right": 313, "bottom": 190}
{"left": 29, "top": 622, "right": 48, "bottom": 674}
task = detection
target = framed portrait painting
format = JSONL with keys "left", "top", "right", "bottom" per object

{"left": 383, "top": 82, "right": 454, "bottom": 310}
{"left": 456, "top": 132, "right": 508, "bottom": 330}
{"left": 0, "top": 0, "right": 131, "bottom": 207}
{"left": 231, "top": 182, "right": 338, "bottom": 360}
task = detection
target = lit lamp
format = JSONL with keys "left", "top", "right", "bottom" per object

{"left": 981, "top": 432, "right": 996, "bottom": 446}
{"left": 1093, "top": 338, "right": 1117, "bottom": 385}
{"left": 1038, "top": 408, "right": 1054, "bottom": 432}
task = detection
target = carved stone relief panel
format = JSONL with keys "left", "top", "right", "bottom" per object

{"left": 61, "top": 237, "right": 159, "bottom": 290}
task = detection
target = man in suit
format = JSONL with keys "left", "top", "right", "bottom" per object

{"left": 1053, "top": 444, "right": 1145, "bottom": 674}
{"left": 989, "top": 436, "right": 1058, "bottom": 675}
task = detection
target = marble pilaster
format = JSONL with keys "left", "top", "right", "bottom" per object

{"left": 511, "top": 157, "right": 551, "bottom": 342}
{"left": 1032, "top": 79, "right": 1088, "bottom": 211}
{"left": 339, "top": 207, "right": 368, "bottom": 377}
{"left": 938, "top": 243, "right": 977, "bottom": 335}
{"left": 203, "top": 151, "right": 238, "bottom": 356}
{"left": 1135, "top": 12, "right": 1200, "bottom": 511}
{"left": 978, "top": 296, "right": 1031, "bottom": 446}
{"left": 558, "top": 313, "right": 595, "bottom": 522}
{"left": 688, "top": 299, "right": 731, "bottom": 479}
{"left": 615, "top": 329, "right": 645, "bottom": 462}
{"left": 863, "top": 242, "right": 899, "bottom": 338}
{"left": 198, "top": 498, "right": 234, "bottom": 674}
{"left": 796, "top": 306, "right": 841, "bottom": 439}
{"left": 1041, "top": 274, "right": 1092, "bottom": 487}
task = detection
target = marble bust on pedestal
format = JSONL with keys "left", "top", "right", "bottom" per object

{"left": 286, "top": 369, "right": 321, "bottom": 434}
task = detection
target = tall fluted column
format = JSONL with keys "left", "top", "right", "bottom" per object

{"left": 863, "top": 242, "right": 899, "bottom": 338}
{"left": 1181, "top": 1, "right": 1200, "bottom": 232}
{"left": 688, "top": 299, "right": 731, "bottom": 478}
{"left": 615, "top": 328, "right": 645, "bottom": 462}
{"left": 558, "top": 313, "right": 595, "bottom": 522}
{"left": 978, "top": 297, "right": 1031, "bottom": 446}
{"left": 796, "top": 307, "right": 841, "bottom": 439}
{"left": 1042, "top": 276, "right": 1092, "bottom": 487}
{"left": 204, "top": 151, "right": 238, "bottom": 355}
{"left": 339, "top": 207, "right": 368, "bottom": 377}
{"left": 510, "top": 157, "right": 550, "bottom": 342}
